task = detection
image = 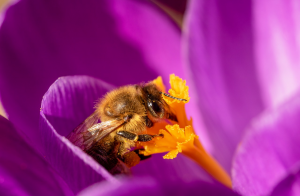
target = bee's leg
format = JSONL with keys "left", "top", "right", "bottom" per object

{"left": 116, "top": 131, "right": 138, "bottom": 141}
{"left": 114, "top": 132, "right": 136, "bottom": 156}
{"left": 115, "top": 131, "right": 163, "bottom": 159}
{"left": 137, "top": 134, "right": 164, "bottom": 142}
{"left": 116, "top": 131, "right": 164, "bottom": 142}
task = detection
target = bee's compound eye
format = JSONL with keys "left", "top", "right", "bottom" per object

{"left": 152, "top": 101, "right": 161, "bottom": 114}
{"left": 148, "top": 100, "right": 164, "bottom": 118}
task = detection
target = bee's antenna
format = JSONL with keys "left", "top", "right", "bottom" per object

{"left": 159, "top": 92, "right": 187, "bottom": 102}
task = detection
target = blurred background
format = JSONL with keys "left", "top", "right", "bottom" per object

{"left": 0, "top": 0, "right": 186, "bottom": 118}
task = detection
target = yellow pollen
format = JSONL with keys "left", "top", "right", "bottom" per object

{"left": 141, "top": 124, "right": 197, "bottom": 159}
{"left": 163, "top": 74, "right": 190, "bottom": 105}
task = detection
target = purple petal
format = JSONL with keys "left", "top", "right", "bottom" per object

{"left": 184, "top": 0, "right": 300, "bottom": 172}
{"left": 269, "top": 163, "right": 300, "bottom": 196}
{"left": 40, "top": 76, "right": 117, "bottom": 193}
{"left": 184, "top": 0, "right": 263, "bottom": 171}
{"left": 183, "top": 0, "right": 264, "bottom": 172}
{"left": 0, "top": 0, "right": 184, "bottom": 152}
{"left": 253, "top": 0, "right": 300, "bottom": 108}
{"left": 232, "top": 92, "right": 300, "bottom": 195}
{"left": 0, "top": 116, "right": 73, "bottom": 196}
{"left": 132, "top": 154, "right": 215, "bottom": 184}
{"left": 78, "top": 176, "right": 239, "bottom": 196}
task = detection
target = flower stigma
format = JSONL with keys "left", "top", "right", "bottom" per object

{"left": 138, "top": 74, "right": 232, "bottom": 188}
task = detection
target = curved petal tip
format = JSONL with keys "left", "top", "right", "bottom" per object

{"left": 40, "top": 76, "right": 116, "bottom": 193}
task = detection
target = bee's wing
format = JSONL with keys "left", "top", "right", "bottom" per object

{"left": 67, "top": 112, "right": 99, "bottom": 145}
{"left": 67, "top": 112, "right": 124, "bottom": 151}
{"left": 81, "top": 119, "right": 124, "bottom": 151}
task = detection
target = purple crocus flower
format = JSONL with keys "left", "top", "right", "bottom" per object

{"left": 0, "top": 0, "right": 300, "bottom": 195}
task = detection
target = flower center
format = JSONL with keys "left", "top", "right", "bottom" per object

{"left": 138, "top": 74, "right": 232, "bottom": 188}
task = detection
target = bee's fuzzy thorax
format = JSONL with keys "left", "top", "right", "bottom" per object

{"left": 95, "top": 85, "right": 146, "bottom": 123}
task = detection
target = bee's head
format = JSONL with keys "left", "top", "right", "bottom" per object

{"left": 142, "top": 83, "right": 178, "bottom": 122}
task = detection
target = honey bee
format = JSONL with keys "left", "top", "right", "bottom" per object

{"left": 67, "top": 82, "right": 186, "bottom": 174}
